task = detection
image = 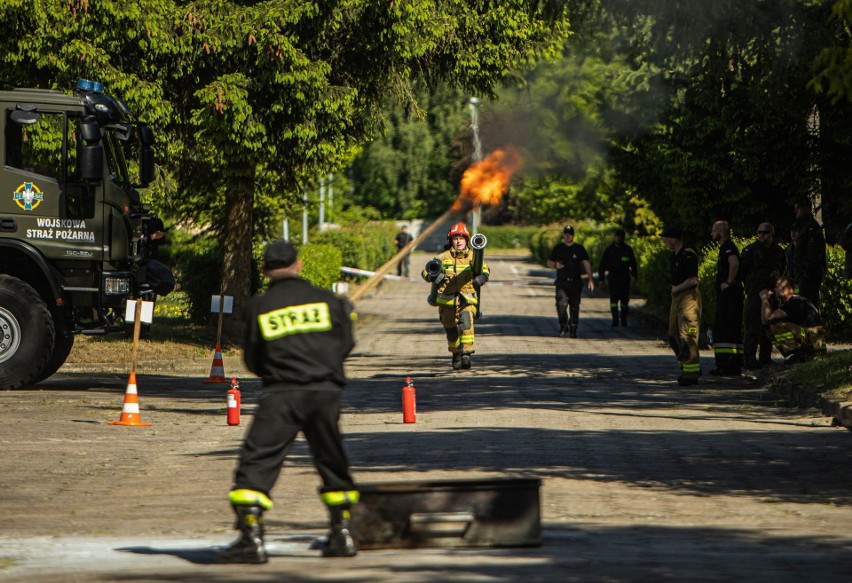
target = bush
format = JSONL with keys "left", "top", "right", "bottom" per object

{"left": 632, "top": 237, "right": 670, "bottom": 316}
{"left": 167, "top": 231, "right": 225, "bottom": 325}
{"left": 822, "top": 245, "right": 852, "bottom": 338}
{"left": 299, "top": 244, "right": 343, "bottom": 290}
{"left": 312, "top": 222, "right": 399, "bottom": 278}
{"left": 530, "top": 224, "right": 561, "bottom": 264}
{"left": 312, "top": 230, "right": 368, "bottom": 273}
{"left": 477, "top": 225, "right": 539, "bottom": 250}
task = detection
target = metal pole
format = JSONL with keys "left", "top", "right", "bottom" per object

{"left": 319, "top": 177, "right": 326, "bottom": 232}
{"left": 130, "top": 299, "right": 143, "bottom": 373}
{"left": 328, "top": 173, "right": 334, "bottom": 223}
{"left": 302, "top": 193, "right": 309, "bottom": 244}
{"left": 283, "top": 218, "right": 290, "bottom": 242}
{"left": 469, "top": 97, "right": 482, "bottom": 235}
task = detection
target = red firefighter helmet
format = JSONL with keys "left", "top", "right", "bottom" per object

{"left": 447, "top": 222, "right": 471, "bottom": 241}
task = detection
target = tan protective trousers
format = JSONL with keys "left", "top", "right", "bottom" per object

{"left": 668, "top": 288, "right": 702, "bottom": 378}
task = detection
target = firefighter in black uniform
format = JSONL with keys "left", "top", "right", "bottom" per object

{"left": 547, "top": 225, "right": 595, "bottom": 338}
{"left": 662, "top": 227, "right": 702, "bottom": 386}
{"left": 216, "top": 240, "right": 359, "bottom": 564}
{"left": 597, "top": 228, "right": 638, "bottom": 327}
{"left": 709, "top": 220, "right": 743, "bottom": 376}
{"left": 739, "top": 222, "right": 786, "bottom": 368}
{"left": 792, "top": 201, "right": 827, "bottom": 309}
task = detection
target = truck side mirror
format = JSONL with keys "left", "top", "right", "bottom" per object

{"left": 137, "top": 123, "right": 155, "bottom": 146}
{"left": 135, "top": 123, "right": 156, "bottom": 185}
{"left": 80, "top": 143, "right": 103, "bottom": 182}
{"left": 78, "top": 117, "right": 103, "bottom": 182}
{"left": 139, "top": 147, "right": 155, "bottom": 185}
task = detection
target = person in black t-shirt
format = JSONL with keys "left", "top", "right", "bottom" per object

{"left": 597, "top": 228, "right": 638, "bottom": 327}
{"left": 759, "top": 275, "right": 825, "bottom": 363}
{"left": 547, "top": 225, "right": 594, "bottom": 338}
{"left": 709, "top": 221, "right": 743, "bottom": 376}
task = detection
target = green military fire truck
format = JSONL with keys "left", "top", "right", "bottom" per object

{"left": 0, "top": 79, "right": 169, "bottom": 389}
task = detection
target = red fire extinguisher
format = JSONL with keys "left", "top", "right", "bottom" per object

{"left": 227, "top": 377, "right": 241, "bottom": 426}
{"left": 402, "top": 376, "right": 416, "bottom": 424}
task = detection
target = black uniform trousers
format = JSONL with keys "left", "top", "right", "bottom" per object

{"left": 607, "top": 276, "right": 630, "bottom": 320}
{"left": 234, "top": 388, "right": 355, "bottom": 497}
{"left": 713, "top": 284, "right": 744, "bottom": 372}
{"left": 743, "top": 293, "right": 773, "bottom": 364}
{"left": 555, "top": 280, "right": 583, "bottom": 328}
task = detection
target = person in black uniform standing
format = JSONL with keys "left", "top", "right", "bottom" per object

{"left": 709, "top": 220, "right": 743, "bottom": 376}
{"left": 547, "top": 225, "right": 595, "bottom": 338}
{"left": 739, "top": 222, "right": 786, "bottom": 368}
{"left": 662, "top": 227, "right": 702, "bottom": 386}
{"left": 792, "top": 201, "right": 827, "bottom": 309}
{"left": 597, "top": 228, "right": 638, "bottom": 327}
{"left": 394, "top": 224, "right": 414, "bottom": 277}
{"left": 216, "top": 240, "right": 359, "bottom": 564}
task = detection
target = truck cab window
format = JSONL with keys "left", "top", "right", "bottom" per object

{"left": 104, "top": 134, "right": 130, "bottom": 186}
{"left": 4, "top": 110, "right": 63, "bottom": 180}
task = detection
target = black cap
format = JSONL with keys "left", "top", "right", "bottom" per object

{"left": 263, "top": 240, "right": 298, "bottom": 268}
{"left": 615, "top": 228, "right": 625, "bottom": 237}
{"left": 563, "top": 225, "right": 575, "bottom": 235}
{"left": 660, "top": 227, "right": 683, "bottom": 239}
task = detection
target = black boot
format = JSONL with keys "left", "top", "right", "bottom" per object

{"left": 215, "top": 505, "right": 268, "bottom": 564}
{"left": 461, "top": 352, "right": 472, "bottom": 370}
{"left": 611, "top": 309, "right": 619, "bottom": 327}
{"left": 452, "top": 352, "right": 462, "bottom": 370}
{"left": 620, "top": 307, "right": 628, "bottom": 327}
{"left": 323, "top": 505, "right": 357, "bottom": 557}
{"left": 569, "top": 325, "right": 578, "bottom": 338}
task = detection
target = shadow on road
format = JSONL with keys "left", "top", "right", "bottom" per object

{"left": 106, "top": 523, "right": 852, "bottom": 582}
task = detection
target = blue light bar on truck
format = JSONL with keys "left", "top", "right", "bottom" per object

{"left": 76, "top": 79, "right": 104, "bottom": 94}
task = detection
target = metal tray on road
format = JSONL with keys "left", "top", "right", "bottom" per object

{"left": 350, "top": 476, "right": 541, "bottom": 549}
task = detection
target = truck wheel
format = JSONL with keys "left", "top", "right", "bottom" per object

{"left": 0, "top": 275, "right": 55, "bottom": 390}
{"left": 32, "top": 331, "right": 74, "bottom": 384}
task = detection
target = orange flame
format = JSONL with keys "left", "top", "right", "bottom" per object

{"left": 454, "top": 146, "right": 523, "bottom": 211}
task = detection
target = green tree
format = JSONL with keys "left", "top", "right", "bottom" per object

{"left": 348, "top": 84, "right": 469, "bottom": 219}
{"left": 0, "top": 0, "right": 571, "bottom": 339}
{"left": 811, "top": 0, "right": 852, "bottom": 105}
{"left": 591, "top": 0, "right": 852, "bottom": 240}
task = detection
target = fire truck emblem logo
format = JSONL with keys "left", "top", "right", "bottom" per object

{"left": 13, "top": 182, "right": 44, "bottom": 211}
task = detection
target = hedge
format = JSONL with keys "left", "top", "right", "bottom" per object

{"left": 477, "top": 225, "right": 539, "bottom": 250}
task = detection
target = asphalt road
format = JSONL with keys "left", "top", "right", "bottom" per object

{"left": 1, "top": 253, "right": 851, "bottom": 582}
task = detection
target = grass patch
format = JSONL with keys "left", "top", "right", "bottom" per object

{"left": 68, "top": 316, "right": 238, "bottom": 364}
{"left": 774, "top": 349, "right": 852, "bottom": 401}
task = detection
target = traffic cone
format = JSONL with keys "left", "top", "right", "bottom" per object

{"left": 109, "top": 372, "right": 152, "bottom": 427}
{"left": 204, "top": 342, "right": 228, "bottom": 384}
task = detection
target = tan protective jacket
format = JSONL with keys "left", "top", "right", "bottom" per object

{"left": 421, "top": 247, "right": 490, "bottom": 307}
